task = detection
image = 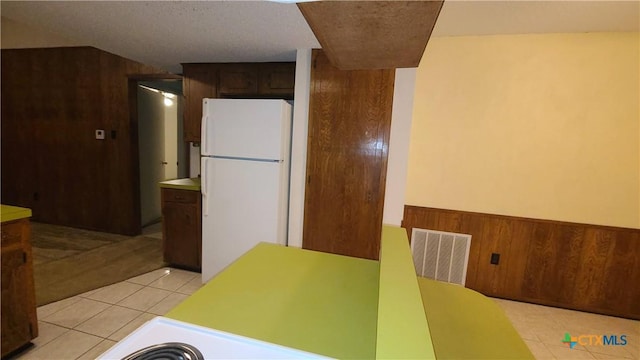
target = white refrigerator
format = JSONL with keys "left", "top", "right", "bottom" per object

{"left": 200, "top": 99, "right": 292, "bottom": 283}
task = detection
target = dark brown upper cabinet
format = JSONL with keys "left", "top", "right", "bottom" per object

{"left": 218, "top": 64, "right": 259, "bottom": 96}
{"left": 183, "top": 64, "right": 217, "bottom": 143}
{"left": 182, "top": 62, "right": 295, "bottom": 143}
{"left": 258, "top": 63, "right": 296, "bottom": 96}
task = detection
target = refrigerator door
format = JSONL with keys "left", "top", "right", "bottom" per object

{"left": 201, "top": 157, "right": 289, "bottom": 283}
{"left": 201, "top": 99, "right": 292, "bottom": 160}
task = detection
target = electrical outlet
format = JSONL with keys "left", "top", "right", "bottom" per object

{"left": 490, "top": 253, "right": 500, "bottom": 265}
{"left": 95, "top": 129, "right": 105, "bottom": 140}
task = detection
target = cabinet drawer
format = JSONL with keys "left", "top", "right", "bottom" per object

{"left": 162, "top": 189, "right": 199, "bottom": 204}
{"left": 1, "top": 222, "right": 23, "bottom": 248}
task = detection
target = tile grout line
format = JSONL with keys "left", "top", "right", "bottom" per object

{"left": 69, "top": 282, "right": 192, "bottom": 338}
{"left": 40, "top": 278, "right": 190, "bottom": 320}
{"left": 19, "top": 268, "right": 201, "bottom": 360}
{"left": 73, "top": 336, "right": 110, "bottom": 360}
{"left": 72, "top": 305, "right": 142, "bottom": 338}
{"left": 38, "top": 281, "right": 179, "bottom": 335}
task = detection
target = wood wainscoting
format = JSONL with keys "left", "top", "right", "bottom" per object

{"left": 402, "top": 206, "right": 640, "bottom": 319}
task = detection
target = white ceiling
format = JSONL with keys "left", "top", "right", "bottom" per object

{"left": 1, "top": 1, "right": 638, "bottom": 74}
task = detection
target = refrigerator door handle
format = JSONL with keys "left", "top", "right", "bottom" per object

{"left": 201, "top": 115, "right": 209, "bottom": 154}
{"left": 202, "top": 158, "right": 209, "bottom": 217}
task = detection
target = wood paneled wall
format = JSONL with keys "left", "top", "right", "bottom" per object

{"left": 302, "top": 50, "right": 395, "bottom": 260}
{"left": 1, "top": 47, "right": 166, "bottom": 235}
{"left": 403, "top": 206, "right": 640, "bottom": 319}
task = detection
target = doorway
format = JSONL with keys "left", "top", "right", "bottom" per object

{"left": 136, "top": 80, "right": 185, "bottom": 229}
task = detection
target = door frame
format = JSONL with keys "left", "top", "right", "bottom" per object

{"left": 128, "top": 74, "right": 183, "bottom": 234}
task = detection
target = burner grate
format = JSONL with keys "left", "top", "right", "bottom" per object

{"left": 121, "top": 342, "right": 204, "bottom": 360}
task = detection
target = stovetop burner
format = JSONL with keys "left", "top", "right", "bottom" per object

{"left": 121, "top": 342, "right": 204, "bottom": 360}
{"left": 98, "top": 317, "right": 331, "bottom": 359}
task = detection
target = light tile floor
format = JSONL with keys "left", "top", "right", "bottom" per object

{"left": 13, "top": 268, "right": 202, "bottom": 360}
{"left": 12, "top": 268, "right": 639, "bottom": 360}
{"left": 494, "top": 298, "right": 639, "bottom": 360}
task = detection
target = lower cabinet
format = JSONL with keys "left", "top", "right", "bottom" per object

{"left": 1, "top": 218, "right": 38, "bottom": 358}
{"left": 161, "top": 188, "right": 202, "bottom": 271}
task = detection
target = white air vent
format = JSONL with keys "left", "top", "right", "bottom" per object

{"left": 411, "top": 228, "right": 472, "bottom": 286}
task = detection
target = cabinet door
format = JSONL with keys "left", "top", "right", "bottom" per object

{"left": 183, "top": 65, "right": 217, "bottom": 142}
{"left": 162, "top": 190, "right": 202, "bottom": 270}
{"left": 302, "top": 50, "right": 394, "bottom": 260}
{"left": 258, "top": 63, "right": 295, "bottom": 97}
{"left": 1, "top": 219, "right": 37, "bottom": 358}
{"left": 1, "top": 248, "right": 32, "bottom": 357}
{"left": 218, "top": 64, "right": 258, "bottom": 96}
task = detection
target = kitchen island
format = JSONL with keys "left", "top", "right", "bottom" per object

{"left": 164, "top": 225, "right": 532, "bottom": 359}
{"left": 167, "top": 243, "right": 380, "bottom": 359}
{"left": 166, "top": 225, "right": 438, "bottom": 359}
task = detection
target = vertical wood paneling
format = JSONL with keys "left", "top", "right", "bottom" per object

{"left": 182, "top": 64, "right": 217, "bottom": 142}
{"left": 302, "top": 50, "right": 394, "bottom": 260}
{"left": 1, "top": 47, "right": 166, "bottom": 235}
{"left": 501, "top": 220, "right": 533, "bottom": 299}
{"left": 1, "top": 51, "right": 38, "bottom": 214}
{"left": 521, "top": 223, "right": 551, "bottom": 300}
{"left": 458, "top": 214, "right": 485, "bottom": 290}
{"left": 402, "top": 205, "right": 640, "bottom": 319}
{"left": 477, "top": 218, "right": 512, "bottom": 295}
{"left": 523, "top": 224, "right": 581, "bottom": 303}
{"left": 572, "top": 229, "right": 615, "bottom": 309}
{"left": 600, "top": 231, "right": 640, "bottom": 314}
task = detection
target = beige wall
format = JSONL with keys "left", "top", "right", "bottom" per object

{"left": 407, "top": 32, "right": 639, "bottom": 228}
{"left": 1, "top": 16, "right": 84, "bottom": 48}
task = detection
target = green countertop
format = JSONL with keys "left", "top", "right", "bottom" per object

{"left": 1, "top": 205, "right": 32, "bottom": 223}
{"left": 376, "top": 226, "right": 436, "bottom": 359}
{"left": 158, "top": 178, "right": 200, "bottom": 191}
{"left": 418, "top": 277, "right": 534, "bottom": 359}
{"left": 165, "top": 225, "right": 526, "bottom": 359}
{"left": 167, "top": 243, "right": 379, "bottom": 359}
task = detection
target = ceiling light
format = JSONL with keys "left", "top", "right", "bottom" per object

{"left": 164, "top": 98, "right": 174, "bottom": 107}
{"left": 139, "top": 84, "right": 160, "bottom": 93}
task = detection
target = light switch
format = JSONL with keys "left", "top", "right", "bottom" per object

{"left": 95, "top": 129, "right": 105, "bottom": 140}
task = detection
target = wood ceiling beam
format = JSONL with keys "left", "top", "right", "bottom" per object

{"left": 298, "top": 1, "right": 444, "bottom": 70}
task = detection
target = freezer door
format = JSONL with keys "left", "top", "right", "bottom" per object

{"left": 201, "top": 99, "right": 292, "bottom": 160}
{"left": 201, "top": 157, "right": 288, "bottom": 283}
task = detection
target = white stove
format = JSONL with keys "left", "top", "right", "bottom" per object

{"left": 98, "top": 317, "right": 332, "bottom": 360}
